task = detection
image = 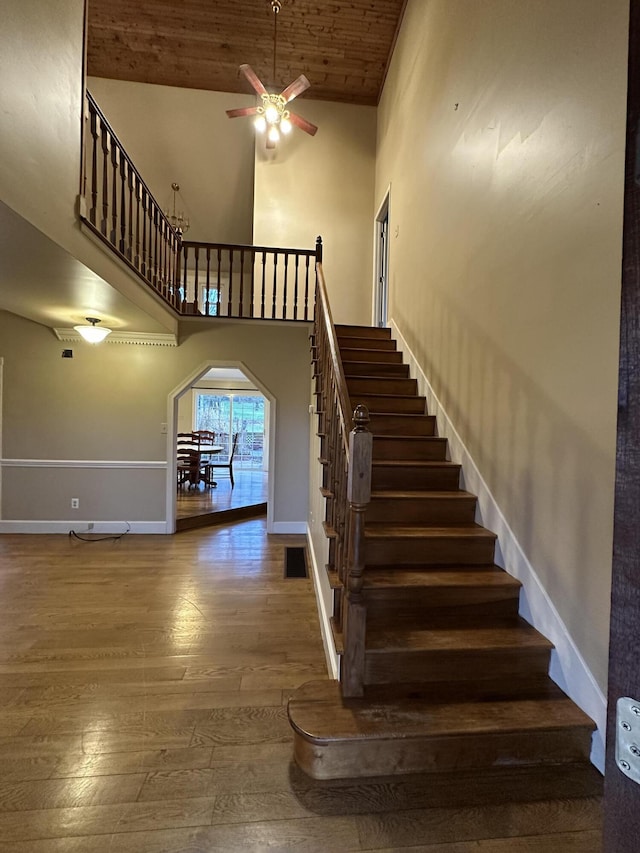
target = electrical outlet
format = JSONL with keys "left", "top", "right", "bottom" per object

{"left": 87, "top": 522, "right": 94, "bottom": 531}
{"left": 616, "top": 697, "right": 640, "bottom": 784}
{"left": 160, "top": 423, "right": 168, "bottom": 434}
{"left": 71, "top": 498, "right": 79, "bottom": 509}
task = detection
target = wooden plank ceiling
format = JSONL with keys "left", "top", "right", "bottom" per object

{"left": 86, "top": 0, "right": 406, "bottom": 107}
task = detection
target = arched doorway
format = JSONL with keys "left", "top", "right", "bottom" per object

{"left": 165, "top": 361, "right": 276, "bottom": 533}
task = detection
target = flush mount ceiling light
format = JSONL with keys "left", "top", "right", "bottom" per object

{"left": 73, "top": 317, "right": 112, "bottom": 343}
{"left": 226, "top": 0, "right": 318, "bottom": 149}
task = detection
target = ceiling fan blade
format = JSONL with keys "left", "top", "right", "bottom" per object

{"left": 289, "top": 111, "right": 318, "bottom": 136}
{"left": 280, "top": 74, "right": 310, "bottom": 104}
{"left": 240, "top": 64, "right": 268, "bottom": 96}
{"left": 226, "top": 106, "right": 260, "bottom": 119}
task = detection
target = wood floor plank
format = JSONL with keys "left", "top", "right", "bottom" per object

{"left": 0, "top": 521, "right": 602, "bottom": 849}
{"left": 356, "top": 799, "right": 602, "bottom": 849}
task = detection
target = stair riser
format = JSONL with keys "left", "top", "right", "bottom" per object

{"left": 347, "top": 377, "right": 417, "bottom": 396}
{"left": 371, "top": 419, "right": 439, "bottom": 439}
{"left": 351, "top": 395, "right": 427, "bottom": 415}
{"left": 293, "top": 728, "right": 593, "bottom": 780}
{"left": 338, "top": 337, "right": 398, "bottom": 351}
{"left": 343, "top": 362, "right": 410, "bottom": 377}
{"left": 366, "top": 598, "right": 521, "bottom": 627}
{"left": 340, "top": 348, "right": 404, "bottom": 364}
{"left": 364, "top": 648, "right": 551, "bottom": 685}
{"left": 372, "top": 466, "right": 461, "bottom": 490}
{"left": 366, "top": 497, "right": 476, "bottom": 525}
{"left": 336, "top": 324, "right": 392, "bottom": 340}
{"left": 364, "top": 537, "right": 496, "bottom": 565}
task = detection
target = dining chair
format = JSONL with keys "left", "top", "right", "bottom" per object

{"left": 177, "top": 432, "right": 201, "bottom": 489}
{"left": 208, "top": 432, "right": 240, "bottom": 488}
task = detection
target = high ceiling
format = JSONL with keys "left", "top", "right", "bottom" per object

{"left": 87, "top": 0, "right": 406, "bottom": 107}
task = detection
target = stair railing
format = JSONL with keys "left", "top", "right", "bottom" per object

{"left": 314, "top": 258, "right": 372, "bottom": 697}
{"left": 80, "top": 92, "right": 182, "bottom": 310}
{"left": 79, "top": 90, "right": 318, "bottom": 322}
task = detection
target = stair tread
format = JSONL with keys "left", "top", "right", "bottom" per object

{"left": 373, "top": 459, "right": 460, "bottom": 467}
{"left": 289, "top": 680, "right": 594, "bottom": 742}
{"left": 370, "top": 489, "right": 475, "bottom": 500}
{"left": 366, "top": 619, "right": 553, "bottom": 652}
{"left": 365, "top": 524, "right": 497, "bottom": 540}
{"left": 363, "top": 566, "right": 521, "bottom": 589}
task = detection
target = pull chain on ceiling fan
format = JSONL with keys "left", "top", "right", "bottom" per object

{"left": 226, "top": 0, "right": 318, "bottom": 148}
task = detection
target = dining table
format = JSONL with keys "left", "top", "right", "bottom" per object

{"left": 177, "top": 444, "right": 223, "bottom": 488}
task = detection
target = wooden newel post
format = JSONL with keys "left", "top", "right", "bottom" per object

{"left": 315, "top": 235, "right": 323, "bottom": 264}
{"left": 341, "top": 404, "right": 372, "bottom": 698}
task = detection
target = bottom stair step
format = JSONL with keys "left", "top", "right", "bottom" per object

{"left": 288, "top": 679, "right": 595, "bottom": 780}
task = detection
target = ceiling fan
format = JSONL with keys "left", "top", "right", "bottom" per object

{"left": 226, "top": 1, "right": 318, "bottom": 149}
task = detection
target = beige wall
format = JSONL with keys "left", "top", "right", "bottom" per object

{"left": 376, "top": 0, "right": 628, "bottom": 690}
{"left": 0, "top": 0, "right": 177, "bottom": 333}
{"left": 87, "top": 78, "right": 256, "bottom": 246}
{"left": 0, "top": 311, "right": 310, "bottom": 526}
{"left": 253, "top": 99, "right": 377, "bottom": 325}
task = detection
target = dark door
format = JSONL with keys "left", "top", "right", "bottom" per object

{"left": 604, "top": 1, "right": 640, "bottom": 848}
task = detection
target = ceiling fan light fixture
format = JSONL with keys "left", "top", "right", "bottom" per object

{"left": 254, "top": 114, "right": 267, "bottom": 132}
{"left": 280, "top": 116, "right": 292, "bottom": 134}
{"left": 268, "top": 125, "right": 280, "bottom": 144}
{"left": 265, "top": 103, "right": 280, "bottom": 124}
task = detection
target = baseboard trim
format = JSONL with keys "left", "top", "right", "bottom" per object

{"left": 1, "top": 459, "right": 166, "bottom": 469}
{"left": 269, "top": 522, "right": 307, "bottom": 534}
{"left": 0, "top": 521, "right": 167, "bottom": 534}
{"left": 306, "top": 523, "right": 339, "bottom": 679}
{"left": 390, "top": 318, "right": 606, "bottom": 773}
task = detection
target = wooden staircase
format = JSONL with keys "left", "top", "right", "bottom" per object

{"left": 288, "top": 323, "right": 597, "bottom": 781}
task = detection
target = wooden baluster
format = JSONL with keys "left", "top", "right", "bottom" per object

{"left": 127, "top": 163, "right": 134, "bottom": 260}
{"left": 282, "top": 253, "right": 289, "bottom": 320}
{"left": 205, "top": 247, "right": 211, "bottom": 315}
{"left": 134, "top": 176, "right": 141, "bottom": 269}
{"left": 89, "top": 105, "right": 99, "bottom": 227}
{"left": 293, "top": 254, "right": 300, "bottom": 320}
{"left": 182, "top": 244, "right": 189, "bottom": 311}
{"left": 193, "top": 246, "right": 199, "bottom": 313}
{"left": 153, "top": 206, "right": 159, "bottom": 286}
{"left": 342, "top": 404, "right": 372, "bottom": 698}
{"left": 272, "top": 252, "right": 278, "bottom": 319}
{"left": 174, "top": 236, "right": 181, "bottom": 309}
{"left": 100, "top": 120, "right": 110, "bottom": 236}
{"left": 110, "top": 138, "right": 118, "bottom": 245}
{"left": 250, "top": 250, "right": 256, "bottom": 318}
{"left": 239, "top": 249, "right": 245, "bottom": 318}
{"left": 119, "top": 155, "right": 127, "bottom": 254}
{"left": 261, "top": 250, "right": 267, "bottom": 318}
{"left": 304, "top": 254, "right": 310, "bottom": 321}
{"left": 228, "top": 250, "right": 234, "bottom": 316}
{"left": 217, "top": 248, "right": 222, "bottom": 316}
{"left": 141, "top": 189, "right": 148, "bottom": 277}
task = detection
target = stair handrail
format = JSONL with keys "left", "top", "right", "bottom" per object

{"left": 314, "top": 259, "right": 372, "bottom": 697}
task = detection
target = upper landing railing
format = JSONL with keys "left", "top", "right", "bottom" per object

{"left": 79, "top": 91, "right": 318, "bottom": 322}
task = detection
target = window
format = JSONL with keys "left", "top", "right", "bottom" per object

{"left": 195, "top": 393, "right": 266, "bottom": 470}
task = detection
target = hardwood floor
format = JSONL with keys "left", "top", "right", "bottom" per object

{"left": 176, "top": 470, "right": 268, "bottom": 530}
{"left": 0, "top": 522, "right": 601, "bottom": 851}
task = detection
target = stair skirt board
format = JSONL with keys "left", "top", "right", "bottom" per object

{"left": 388, "top": 319, "right": 606, "bottom": 771}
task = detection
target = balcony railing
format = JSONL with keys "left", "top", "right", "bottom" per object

{"left": 79, "top": 91, "right": 318, "bottom": 322}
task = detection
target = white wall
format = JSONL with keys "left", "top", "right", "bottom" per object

{"left": 253, "top": 99, "right": 377, "bottom": 325}
{"left": 376, "top": 0, "right": 628, "bottom": 692}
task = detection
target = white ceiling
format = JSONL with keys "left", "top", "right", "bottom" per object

{"left": 0, "top": 200, "right": 171, "bottom": 334}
